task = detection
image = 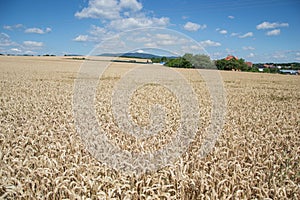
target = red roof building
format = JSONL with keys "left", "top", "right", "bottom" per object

{"left": 245, "top": 62, "right": 253, "bottom": 68}
{"left": 225, "top": 55, "right": 238, "bottom": 61}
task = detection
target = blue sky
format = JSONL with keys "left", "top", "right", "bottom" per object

{"left": 0, "top": 0, "right": 299, "bottom": 62}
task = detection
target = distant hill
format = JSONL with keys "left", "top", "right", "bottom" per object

{"left": 121, "top": 52, "right": 161, "bottom": 59}
{"left": 99, "top": 52, "right": 165, "bottom": 59}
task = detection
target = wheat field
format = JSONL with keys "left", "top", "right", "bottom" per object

{"left": 0, "top": 56, "right": 299, "bottom": 199}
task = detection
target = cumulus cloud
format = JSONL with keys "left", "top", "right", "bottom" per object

{"left": 228, "top": 15, "right": 234, "bottom": 19}
{"left": 75, "top": 0, "right": 169, "bottom": 32}
{"left": 75, "top": 0, "right": 142, "bottom": 20}
{"left": 0, "top": 33, "right": 45, "bottom": 54}
{"left": 247, "top": 53, "right": 255, "bottom": 58}
{"left": 200, "top": 40, "right": 221, "bottom": 47}
{"left": 138, "top": 33, "right": 187, "bottom": 47}
{"left": 183, "top": 22, "right": 206, "bottom": 32}
{"left": 144, "top": 42, "right": 157, "bottom": 48}
{"left": 75, "top": 0, "right": 120, "bottom": 19}
{"left": 45, "top": 27, "right": 52, "bottom": 32}
{"left": 230, "top": 32, "right": 239, "bottom": 37}
{"left": 10, "top": 48, "right": 22, "bottom": 53}
{"left": 135, "top": 49, "right": 144, "bottom": 53}
{"left": 89, "top": 25, "right": 108, "bottom": 36}
{"left": 25, "top": 27, "right": 52, "bottom": 34}
{"left": 25, "top": 28, "right": 44, "bottom": 34}
{"left": 238, "top": 32, "right": 253, "bottom": 38}
{"left": 256, "top": 21, "right": 289, "bottom": 30}
{"left": 0, "top": 33, "right": 16, "bottom": 47}
{"left": 219, "top": 29, "right": 227, "bottom": 34}
{"left": 73, "top": 35, "right": 90, "bottom": 42}
{"left": 108, "top": 16, "right": 169, "bottom": 30}
{"left": 3, "top": 24, "right": 23, "bottom": 30}
{"left": 266, "top": 29, "right": 281, "bottom": 36}
{"left": 155, "top": 33, "right": 176, "bottom": 40}
{"left": 23, "top": 41, "right": 43, "bottom": 47}
{"left": 273, "top": 53, "right": 286, "bottom": 59}
{"left": 119, "top": 0, "right": 142, "bottom": 11}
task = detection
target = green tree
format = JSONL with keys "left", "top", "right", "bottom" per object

{"left": 237, "top": 58, "right": 248, "bottom": 71}
{"left": 161, "top": 56, "right": 167, "bottom": 62}
{"left": 183, "top": 53, "right": 214, "bottom": 69}
{"left": 165, "top": 57, "right": 192, "bottom": 68}
{"left": 215, "top": 57, "right": 249, "bottom": 71}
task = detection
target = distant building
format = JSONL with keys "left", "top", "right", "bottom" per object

{"left": 245, "top": 62, "right": 253, "bottom": 68}
{"left": 225, "top": 55, "right": 238, "bottom": 61}
{"left": 263, "top": 64, "right": 276, "bottom": 68}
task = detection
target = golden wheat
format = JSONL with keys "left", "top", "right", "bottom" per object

{"left": 0, "top": 56, "right": 299, "bottom": 199}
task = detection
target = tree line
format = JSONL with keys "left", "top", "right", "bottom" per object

{"left": 151, "top": 54, "right": 300, "bottom": 72}
{"left": 151, "top": 54, "right": 215, "bottom": 69}
{"left": 151, "top": 54, "right": 247, "bottom": 70}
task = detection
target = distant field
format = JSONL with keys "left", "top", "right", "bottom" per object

{"left": 0, "top": 56, "right": 299, "bottom": 199}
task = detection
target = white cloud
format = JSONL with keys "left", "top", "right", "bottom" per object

{"left": 141, "top": 33, "right": 187, "bottom": 47}
{"left": 24, "top": 50, "right": 36, "bottom": 55}
{"left": 266, "top": 29, "right": 281, "bottom": 36}
{"left": 144, "top": 42, "right": 157, "bottom": 48}
{"left": 0, "top": 33, "right": 44, "bottom": 54}
{"left": 230, "top": 32, "right": 239, "bottom": 37}
{"left": 155, "top": 33, "right": 176, "bottom": 40}
{"left": 75, "top": 0, "right": 120, "bottom": 20}
{"left": 247, "top": 53, "right": 255, "bottom": 58}
{"left": 160, "top": 40, "right": 176, "bottom": 45}
{"left": 0, "top": 33, "right": 16, "bottom": 47}
{"left": 25, "top": 28, "right": 44, "bottom": 34}
{"left": 181, "top": 45, "right": 203, "bottom": 53}
{"left": 3, "top": 26, "right": 11, "bottom": 30}
{"left": 74, "top": 0, "right": 170, "bottom": 45}
{"left": 183, "top": 22, "right": 206, "bottom": 32}
{"left": 89, "top": 25, "right": 108, "bottom": 36}
{"left": 3, "top": 24, "right": 23, "bottom": 30}
{"left": 25, "top": 27, "right": 52, "bottom": 34}
{"left": 273, "top": 53, "right": 286, "bottom": 59}
{"left": 23, "top": 41, "right": 43, "bottom": 47}
{"left": 200, "top": 40, "right": 221, "bottom": 47}
{"left": 228, "top": 16, "right": 234, "bottom": 19}
{"left": 131, "top": 36, "right": 152, "bottom": 43}
{"left": 239, "top": 32, "right": 253, "bottom": 38}
{"left": 75, "top": 0, "right": 142, "bottom": 20}
{"left": 189, "top": 45, "right": 203, "bottom": 50}
{"left": 219, "top": 29, "right": 227, "bottom": 34}
{"left": 73, "top": 35, "right": 90, "bottom": 42}
{"left": 108, "top": 16, "right": 169, "bottom": 30}
{"left": 243, "top": 46, "right": 255, "bottom": 50}
{"left": 135, "top": 49, "right": 144, "bottom": 53}
{"left": 45, "top": 27, "right": 52, "bottom": 33}
{"left": 10, "top": 48, "right": 22, "bottom": 53}
{"left": 256, "top": 21, "right": 289, "bottom": 30}
{"left": 119, "top": 0, "right": 142, "bottom": 11}
{"left": 80, "top": 25, "right": 115, "bottom": 42}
